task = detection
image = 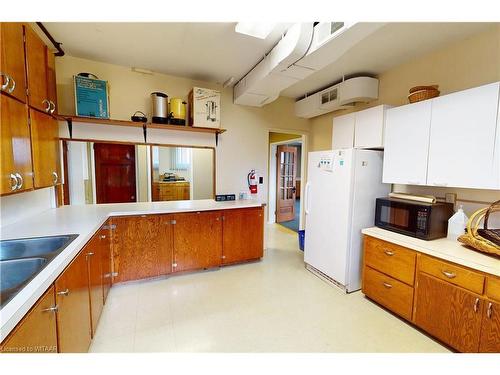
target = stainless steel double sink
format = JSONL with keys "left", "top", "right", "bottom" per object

{"left": 0, "top": 234, "right": 78, "bottom": 307}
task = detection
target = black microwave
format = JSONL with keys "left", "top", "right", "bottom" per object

{"left": 375, "top": 197, "right": 454, "bottom": 240}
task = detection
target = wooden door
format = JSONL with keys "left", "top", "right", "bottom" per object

{"left": 29, "top": 108, "right": 60, "bottom": 188}
{"left": 427, "top": 82, "right": 500, "bottom": 189}
{"left": 0, "top": 286, "right": 57, "bottom": 353}
{"left": 332, "top": 112, "right": 355, "bottom": 149}
{"left": 479, "top": 300, "right": 500, "bottom": 352}
{"left": 111, "top": 214, "right": 173, "bottom": 283}
{"left": 276, "top": 145, "right": 297, "bottom": 222}
{"left": 0, "top": 22, "right": 27, "bottom": 102}
{"left": 1, "top": 94, "right": 33, "bottom": 194}
{"left": 100, "top": 225, "right": 112, "bottom": 303}
{"left": 414, "top": 272, "right": 483, "bottom": 352}
{"left": 55, "top": 251, "right": 92, "bottom": 353}
{"left": 46, "top": 50, "right": 57, "bottom": 114}
{"left": 85, "top": 236, "right": 103, "bottom": 337}
{"left": 25, "top": 25, "right": 49, "bottom": 113}
{"left": 173, "top": 211, "right": 222, "bottom": 272}
{"left": 222, "top": 207, "right": 264, "bottom": 264}
{"left": 94, "top": 143, "right": 137, "bottom": 204}
{"left": 382, "top": 100, "right": 432, "bottom": 185}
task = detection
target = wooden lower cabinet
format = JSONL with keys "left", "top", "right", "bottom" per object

{"left": 414, "top": 272, "right": 483, "bottom": 352}
{"left": 479, "top": 300, "right": 500, "bottom": 352}
{"left": 111, "top": 214, "right": 173, "bottom": 282}
{"left": 100, "top": 225, "right": 112, "bottom": 303}
{"left": 173, "top": 211, "right": 222, "bottom": 272}
{"left": 85, "top": 235, "right": 104, "bottom": 337}
{"left": 0, "top": 286, "right": 58, "bottom": 353}
{"left": 222, "top": 207, "right": 264, "bottom": 264}
{"left": 55, "top": 251, "right": 92, "bottom": 353}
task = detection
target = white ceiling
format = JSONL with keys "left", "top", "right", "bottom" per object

{"left": 43, "top": 22, "right": 495, "bottom": 99}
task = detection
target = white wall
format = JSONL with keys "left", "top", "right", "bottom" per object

{"left": 136, "top": 145, "right": 149, "bottom": 202}
{"left": 192, "top": 148, "right": 214, "bottom": 199}
{"left": 67, "top": 141, "right": 88, "bottom": 205}
{"left": 0, "top": 188, "right": 56, "bottom": 228}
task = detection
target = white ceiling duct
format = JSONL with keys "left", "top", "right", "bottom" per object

{"left": 234, "top": 22, "right": 385, "bottom": 107}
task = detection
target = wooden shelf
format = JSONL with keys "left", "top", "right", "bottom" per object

{"left": 56, "top": 115, "right": 226, "bottom": 144}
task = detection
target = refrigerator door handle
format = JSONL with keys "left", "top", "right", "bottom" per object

{"left": 305, "top": 181, "right": 311, "bottom": 215}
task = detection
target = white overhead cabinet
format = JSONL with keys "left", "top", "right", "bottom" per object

{"left": 382, "top": 100, "right": 432, "bottom": 185}
{"left": 332, "top": 105, "right": 392, "bottom": 149}
{"left": 383, "top": 81, "right": 500, "bottom": 190}
{"left": 427, "top": 82, "right": 500, "bottom": 189}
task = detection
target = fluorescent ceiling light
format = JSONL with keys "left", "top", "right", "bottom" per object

{"left": 235, "top": 23, "right": 276, "bottom": 39}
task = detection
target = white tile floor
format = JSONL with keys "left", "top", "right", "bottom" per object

{"left": 89, "top": 224, "right": 449, "bottom": 353}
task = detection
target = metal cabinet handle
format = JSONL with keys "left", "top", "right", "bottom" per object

{"left": 487, "top": 302, "right": 493, "bottom": 319}
{"left": 9, "top": 173, "right": 18, "bottom": 191}
{"left": 1, "top": 73, "right": 10, "bottom": 91}
{"left": 57, "top": 289, "right": 70, "bottom": 296}
{"left": 52, "top": 171, "right": 58, "bottom": 184}
{"left": 42, "top": 305, "right": 58, "bottom": 313}
{"left": 42, "top": 99, "right": 51, "bottom": 112}
{"left": 86, "top": 252, "right": 95, "bottom": 256}
{"left": 14, "top": 173, "right": 23, "bottom": 190}
{"left": 103, "top": 273, "right": 112, "bottom": 279}
{"left": 382, "top": 282, "right": 393, "bottom": 289}
{"left": 100, "top": 235, "right": 106, "bottom": 239}
{"left": 49, "top": 101, "right": 56, "bottom": 114}
{"left": 441, "top": 270, "right": 456, "bottom": 279}
{"left": 7, "top": 77, "right": 16, "bottom": 94}
{"left": 383, "top": 249, "right": 395, "bottom": 256}
{"left": 473, "top": 298, "right": 480, "bottom": 313}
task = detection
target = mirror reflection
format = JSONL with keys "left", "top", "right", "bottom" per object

{"left": 62, "top": 140, "right": 214, "bottom": 205}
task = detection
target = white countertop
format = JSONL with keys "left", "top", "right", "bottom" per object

{"left": 362, "top": 227, "right": 500, "bottom": 277}
{"left": 0, "top": 199, "right": 264, "bottom": 342}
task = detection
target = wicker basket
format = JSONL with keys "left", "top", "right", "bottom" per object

{"left": 458, "top": 200, "right": 500, "bottom": 257}
{"left": 408, "top": 85, "right": 440, "bottom": 103}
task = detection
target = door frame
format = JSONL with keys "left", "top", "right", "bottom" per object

{"left": 268, "top": 130, "right": 307, "bottom": 229}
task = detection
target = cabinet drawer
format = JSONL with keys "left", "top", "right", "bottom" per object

{"left": 486, "top": 276, "right": 500, "bottom": 302}
{"left": 418, "top": 255, "right": 484, "bottom": 295}
{"left": 363, "top": 236, "right": 416, "bottom": 285}
{"left": 363, "top": 266, "right": 414, "bottom": 321}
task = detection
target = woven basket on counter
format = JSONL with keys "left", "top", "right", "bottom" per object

{"left": 458, "top": 200, "right": 500, "bottom": 257}
{"left": 408, "top": 85, "right": 440, "bottom": 103}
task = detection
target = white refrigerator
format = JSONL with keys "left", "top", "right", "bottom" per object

{"left": 304, "top": 149, "right": 390, "bottom": 292}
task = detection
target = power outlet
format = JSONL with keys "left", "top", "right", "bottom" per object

{"left": 445, "top": 193, "right": 457, "bottom": 205}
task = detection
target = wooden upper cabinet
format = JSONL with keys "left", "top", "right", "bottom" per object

{"left": 85, "top": 235, "right": 104, "bottom": 337}
{"left": 46, "top": 50, "right": 57, "bottom": 115}
{"left": 0, "top": 285, "right": 58, "bottom": 353}
{"left": 1, "top": 94, "right": 33, "bottom": 195}
{"left": 29, "top": 108, "right": 61, "bottom": 188}
{"left": 111, "top": 214, "right": 173, "bottom": 283}
{"left": 55, "top": 250, "right": 92, "bottom": 353}
{"left": 0, "top": 23, "right": 27, "bottom": 102}
{"left": 173, "top": 211, "right": 222, "bottom": 272}
{"left": 222, "top": 207, "right": 264, "bottom": 264}
{"left": 414, "top": 272, "right": 483, "bottom": 352}
{"left": 24, "top": 25, "right": 50, "bottom": 113}
{"left": 479, "top": 299, "right": 500, "bottom": 353}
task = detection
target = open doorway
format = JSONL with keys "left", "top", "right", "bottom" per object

{"left": 268, "top": 132, "right": 305, "bottom": 233}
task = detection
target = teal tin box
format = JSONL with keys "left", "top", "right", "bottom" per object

{"left": 73, "top": 75, "right": 110, "bottom": 118}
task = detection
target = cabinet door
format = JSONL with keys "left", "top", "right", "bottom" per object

{"left": 0, "top": 286, "right": 57, "bottom": 353}
{"left": 46, "top": 50, "right": 57, "bottom": 115}
{"left": 100, "top": 225, "right": 112, "bottom": 303}
{"left": 415, "top": 272, "right": 483, "bottom": 352}
{"left": 427, "top": 82, "right": 500, "bottom": 189}
{"left": 112, "top": 214, "right": 172, "bottom": 283}
{"left": 332, "top": 113, "right": 355, "bottom": 149}
{"left": 55, "top": 251, "right": 92, "bottom": 353}
{"left": 382, "top": 100, "right": 432, "bottom": 185}
{"left": 85, "top": 235, "right": 103, "bottom": 337}
{"left": 29, "top": 108, "right": 61, "bottom": 188}
{"left": 354, "top": 105, "right": 389, "bottom": 149}
{"left": 222, "top": 207, "right": 264, "bottom": 264}
{"left": 479, "top": 300, "right": 500, "bottom": 353}
{"left": 0, "top": 22, "right": 27, "bottom": 102}
{"left": 173, "top": 211, "right": 222, "bottom": 272}
{"left": 25, "top": 26, "right": 49, "bottom": 113}
{"left": 1, "top": 94, "right": 33, "bottom": 194}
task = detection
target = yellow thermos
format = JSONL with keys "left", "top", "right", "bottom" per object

{"left": 169, "top": 98, "right": 187, "bottom": 125}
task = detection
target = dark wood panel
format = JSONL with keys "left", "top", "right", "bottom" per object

{"left": 479, "top": 300, "right": 500, "bottom": 352}
{"left": 173, "top": 211, "right": 222, "bottom": 272}
{"left": 111, "top": 214, "right": 172, "bottom": 283}
{"left": 414, "top": 272, "right": 483, "bottom": 352}
{"left": 0, "top": 285, "right": 57, "bottom": 353}
{"left": 100, "top": 225, "right": 112, "bottom": 303}
{"left": 0, "top": 22, "right": 27, "bottom": 102}
{"left": 55, "top": 251, "right": 92, "bottom": 353}
{"left": 222, "top": 207, "right": 264, "bottom": 264}
{"left": 85, "top": 235, "right": 103, "bottom": 337}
